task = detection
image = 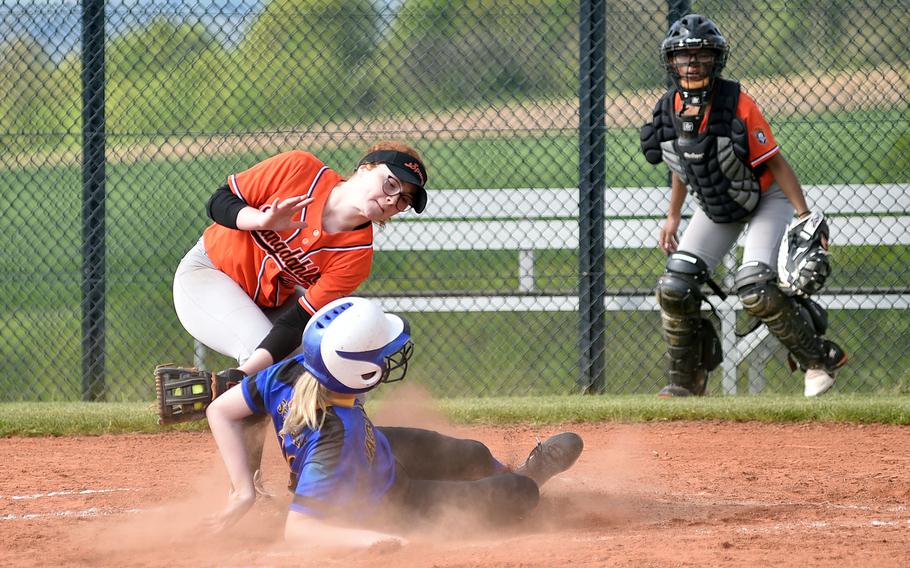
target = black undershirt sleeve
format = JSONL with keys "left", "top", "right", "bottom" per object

{"left": 206, "top": 184, "right": 248, "bottom": 229}
{"left": 257, "top": 301, "right": 312, "bottom": 362}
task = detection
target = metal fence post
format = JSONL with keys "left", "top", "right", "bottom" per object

{"left": 578, "top": 0, "right": 606, "bottom": 393}
{"left": 81, "top": 0, "right": 107, "bottom": 401}
{"left": 664, "top": 1, "right": 691, "bottom": 188}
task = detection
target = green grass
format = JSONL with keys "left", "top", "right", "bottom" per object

{"left": 2, "top": 394, "right": 909, "bottom": 437}
{"left": 1, "top": 107, "right": 908, "bottom": 401}
{"left": 0, "top": 402, "right": 208, "bottom": 436}
{"left": 437, "top": 394, "right": 910, "bottom": 424}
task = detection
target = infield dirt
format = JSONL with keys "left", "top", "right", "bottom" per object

{"left": 3, "top": 396, "right": 909, "bottom": 567}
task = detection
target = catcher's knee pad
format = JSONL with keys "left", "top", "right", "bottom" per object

{"left": 656, "top": 252, "right": 721, "bottom": 390}
{"left": 656, "top": 251, "right": 710, "bottom": 319}
{"left": 734, "top": 261, "right": 828, "bottom": 369}
{"left": 734, "top": 261, "right": 785, "bottom": 318}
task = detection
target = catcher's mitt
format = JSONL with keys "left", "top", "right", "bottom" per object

{"left": 778, "top": 210, "right": 831, "bottom": 297}
{"left": 154, "top": 365, "right": 244, "bottom": 425}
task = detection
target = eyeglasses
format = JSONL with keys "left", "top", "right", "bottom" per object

{"left": 382, "top": 175, "right": 413, "bottom": 212}
{"left": 670, "top": 51, "right": 716, "bottom": 66}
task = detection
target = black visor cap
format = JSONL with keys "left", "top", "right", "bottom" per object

{"left": 358, "top": 150, "right": 428, "bottom": 213}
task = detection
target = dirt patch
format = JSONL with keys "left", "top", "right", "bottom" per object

{"left": 3, "top": 416, "right": 909, "bottom": 567}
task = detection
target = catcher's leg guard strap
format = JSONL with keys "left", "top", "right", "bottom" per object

{"left": 735, "top": 262, "right": 828, "bottom": 369}
{"left": 657, "top": 252, "right": 716, "bottom": 392}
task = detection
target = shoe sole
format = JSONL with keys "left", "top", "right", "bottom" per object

{"left": 517, "top": 432, "right": 584, "bottom": 486}
{"left": 550, "top": 432, "right": 584, "bottom": 472}
{"left": 805, "top": 376, "right": 836, "bottom": 397}
{"left": 804, "top": 368, "right": 838, "bottom": 397}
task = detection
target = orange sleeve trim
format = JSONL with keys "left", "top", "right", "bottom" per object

{"left": 299, "top": 295, "right": 318, "bottom": 316}
{"left": 228, "top": 174, "right": 245, "bottom": 201}
{"left": 751, "top": 145, "right": 780, "bottom": 168}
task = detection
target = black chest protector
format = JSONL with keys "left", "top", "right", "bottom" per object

{"left": 640, "top": 79, "right": 763, "bottom": 223}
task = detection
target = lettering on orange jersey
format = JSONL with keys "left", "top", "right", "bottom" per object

{"left": 254, "top": 230, "right": 321, "bottom": 287}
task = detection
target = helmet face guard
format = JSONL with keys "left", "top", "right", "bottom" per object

{"left": 381, "top": 332, "right": 413, "bottom": 384}
{"left": 660, "top": 14, "right": 728, "bottom": 107}
{"left": 302, "top": 297, "right": 414, "bottom": 394}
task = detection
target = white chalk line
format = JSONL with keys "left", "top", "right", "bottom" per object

{"left": 2, "top": 488, "right": 134, "bottom": 501}
{"left": 1, "top": 488, "right": 142, "bottom": 523}
{"left": 1, "top": 507, "right": 145, "bottom": 521}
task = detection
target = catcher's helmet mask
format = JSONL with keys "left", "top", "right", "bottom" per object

{"left": 661, "top": 14, "right": 728, "bottom": 108}
{"left": 302, "top": 297, "right": 413, "bottom": 394}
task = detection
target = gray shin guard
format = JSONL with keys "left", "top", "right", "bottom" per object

{"left": 660, "top": 309, "right": 703, "bottom": 389}
{"left": 735, "top": 262, "right": 828, "bottom": 369}
{"left": 657, "top": 253, "right": 715, "bottom": 393}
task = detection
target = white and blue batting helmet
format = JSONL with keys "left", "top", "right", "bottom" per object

{"left": 302, "top": 297, "right": 413, "bottom": 394}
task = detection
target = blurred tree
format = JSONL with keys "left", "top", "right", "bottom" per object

{"left": 106, "top": 17, "right": 218, "bottom": 133}
{"left": 1, "top": 35, "right": 52, "bottom": 136}
{"left": 373, "top": 0, "right": 577, "bottom": 112}
{"left": 232, "top": 0, "right": 381, "bottom": 129}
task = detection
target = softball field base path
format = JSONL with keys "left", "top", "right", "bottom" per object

{"left": 3, "top": 417, "right": 908, "bottom": 567}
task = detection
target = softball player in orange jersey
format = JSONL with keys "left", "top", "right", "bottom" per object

{"left": 640, "top": 15, "right": 847, "bottom": 398}
{"left": 171, "top": 142, "right": 428, "bottom": 491}
{"left": 173, "top": 141, "right": 428, "bottom": 377}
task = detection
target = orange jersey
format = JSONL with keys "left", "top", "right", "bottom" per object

{"left": 675, "top": 89, "right": 780, "bottom": 190}
{"left": 203, "top": 151, "right": 374, "bottom": 314}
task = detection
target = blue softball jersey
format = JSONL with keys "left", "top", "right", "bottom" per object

{"left": 240, "top": 356, "right": 397, "bottom": 520}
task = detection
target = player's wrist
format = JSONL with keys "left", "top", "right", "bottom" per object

{"left": 796, "top": 209, "right": 811, "bottom": 219}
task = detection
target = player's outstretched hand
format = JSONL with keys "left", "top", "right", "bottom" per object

{"left": 659, "top": 214, "right": 680, "bottom": 255}
{"left": 258, "top": 195, "right": 315, "bottom": 232}
{"left": 202, "top": 489, "right": 256, "bottom": 534}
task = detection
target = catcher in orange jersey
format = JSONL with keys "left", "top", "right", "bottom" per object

{"left": 170, "top": 141, "right": 428, "bottom": 489}
{"left": 640, "top": 14, "right": 847, "bottom": 398}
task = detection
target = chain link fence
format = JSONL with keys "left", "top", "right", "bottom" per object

{"left": 1, "top": 0, "right": 908, "bottom": 401}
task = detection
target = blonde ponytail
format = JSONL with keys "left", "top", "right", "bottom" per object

{"left": 279, "top": 371, "right": 332, "bottom": 438}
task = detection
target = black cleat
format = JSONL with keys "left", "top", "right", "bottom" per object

{"left": 656, "top": 384, "right": 696, "bottom": 397}
{"left": 514, "top": 432, "right": 584, "bottom": 487}
{"left": 657, "top": 369, "right": 708, "bottom": 398}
